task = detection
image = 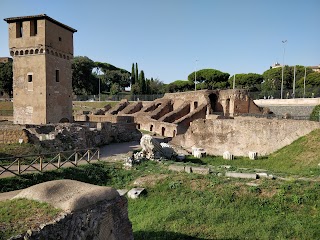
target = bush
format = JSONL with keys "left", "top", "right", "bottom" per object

{"left": 310, "top": 105, "right": 320, "bottom": 121}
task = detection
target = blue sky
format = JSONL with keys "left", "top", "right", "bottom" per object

{"left": 0, "top": 0, "right": 319, "bottom": 83}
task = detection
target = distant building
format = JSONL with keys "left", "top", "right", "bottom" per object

{"left": 271, "top": 62, "right": 282, "bottom": 69}
{"left": 271, "top": 62, "right": 320, "bottom": 73}
{"left": 4, "top": 14, "right": 77, "bottom": 124}
{"left": 309, "top": 64, "right": 320, "bottom": 73}
{"left": 0, "top": 57, "right": 12, "bottom": 63}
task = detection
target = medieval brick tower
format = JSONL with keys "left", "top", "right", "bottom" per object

{"left": 4, "top": 14, "right": 77, "bottom": 124}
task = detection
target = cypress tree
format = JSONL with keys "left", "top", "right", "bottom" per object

{"left": 139, "top": 70, "right": 146, "bottom": 94}
{"left": 135, "top": 63, "right": 139, "bottom": 86}
{"left": 131, "top": 63, "right": 135, "bottom": 85}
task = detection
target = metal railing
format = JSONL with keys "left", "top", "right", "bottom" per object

{"left": 0, "top": 148, "right": 100, "bottom": 177}
{"left": 234, "top": 113, "right": 311, "bottom": 120}
{"left": 75, "top": 94, "right": 164, "bottom": 102}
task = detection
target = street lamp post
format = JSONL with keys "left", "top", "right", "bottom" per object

{"left": 280, "top": 40, "right": 287, "bottom": 99}
{"left": 94, "top": 67, "right": 102, "bottom": 101}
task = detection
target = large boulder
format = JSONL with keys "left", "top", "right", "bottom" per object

{"left": 139, "top": 134, "right": 175, "bottom": 160}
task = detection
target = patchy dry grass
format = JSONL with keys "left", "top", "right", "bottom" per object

{"left": 0, "top": 198, "right": 61, "bottom": 240}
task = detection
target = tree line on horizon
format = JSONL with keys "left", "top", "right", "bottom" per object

{"left": 0, "top": 56, "right": 320, "bottom": 98}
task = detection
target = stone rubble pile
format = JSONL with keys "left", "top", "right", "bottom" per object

{"left": 124, "top": 135, "right": 178, "bottom": 168}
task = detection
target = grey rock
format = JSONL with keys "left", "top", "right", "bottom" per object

{"left": 127, "top": 188, "right": 147, "bottom": 199}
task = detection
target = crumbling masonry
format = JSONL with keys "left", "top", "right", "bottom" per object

{"left": 75, "top": 89, "right": 263, "bottom": 138}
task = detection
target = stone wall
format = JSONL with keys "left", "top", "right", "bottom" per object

{"left": 0, "top": 122, "right": 28, "bottom": 144}
{"left": 0, "top": 122, "right": 141, "bottom": 150}
{"left": 26, "top": 122, "right": 141, "bottom": 151}
{"left": 12, "top": 196, "right": 133, "bottom": 240}
{"left": 11, "top": 180, "right": 133, "bottom": 240}
{"left": 172, "top": 117, "right": 320, "bottom": 156}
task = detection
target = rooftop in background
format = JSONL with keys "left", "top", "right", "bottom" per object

{"left": 309, "top": 64, "right": 320, "bottom": 73}
{"left": 4, "top": 14, "right": 77, "bottom": 33}
{"left": 0, "top": 57, "right": 12, "bottom": 63}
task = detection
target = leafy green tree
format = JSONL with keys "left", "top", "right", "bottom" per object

{"left": 110, "top": 83, "right": 120, "bottom": 95}
{"left": 262, "top": 66, "right": 313, "bottom": 91}
{"left": 296, "top": 72, "right": 320, "bottom": 88}
{"left": 95, "top": 62, "right": 130, "bottom": 91}
{"left": 72, "top": 56, "right": 97, "bottom": 95}
{"left": 166, "top": 80, "right": 194, "bottom": 92}
{"left": 188, "top": 69, "right": 230, "bottom": 89}
{"left": 131, "top": 83, "right": 140, "bottom": 95}
{"left": 0, "top": 61, "right": 13, "bottom": 96}
{"left": 149, "top": 78, "right": 166, "bottom": 94}
{"left": 228, "top": 73, "right": 263, "bottom": 91}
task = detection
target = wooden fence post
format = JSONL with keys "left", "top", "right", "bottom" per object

{"left": 18, "top": 158, "right": 21, "bottom": 175}
{"left": 75, "top": 152, "right": 78, "bottom": 166}
{"left": 40, "top": 156, "right": 43, "bottom": 172}
{"left": 58, "top": 153, "right": 61, "bottom": 168}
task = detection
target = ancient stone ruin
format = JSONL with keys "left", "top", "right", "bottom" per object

{"left": 76, "top": 89, "right": 265, "bottom": 138}
{"left": 12, "top": 180, "right": 133, "bottom": 240}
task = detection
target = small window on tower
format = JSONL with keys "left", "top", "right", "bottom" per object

{"left": 16, "top": 21, "right": 23, "bottom": 38}
{"left": 28, "top": 74, "right": 33, "bottom": 82}
{"left": 55, "top": 70, "right": 60, "bottom": 82}
{"left": 30, "top": 20, "right": 37, "bottom": 36}
{"left": 59, "top": 37, "right": 62, "bottom": 41}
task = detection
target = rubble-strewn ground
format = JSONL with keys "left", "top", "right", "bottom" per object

{"left": 0, "top": 129, "right": 320, "bottom": 239}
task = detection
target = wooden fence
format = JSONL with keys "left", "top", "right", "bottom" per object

{"left": 0, "top": 148, "right": 100, "bottom": 177}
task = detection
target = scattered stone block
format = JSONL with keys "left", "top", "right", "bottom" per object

{"left": 193, "top": 148, "right": 206, "bottom": 158}
{"left": 185, "top": 166, "right": 192, "bottom": 173}
{"left": 223, "top": 151, "right": 234, "bottom": 160}
{"left": 117, "top": 189, "right": 128, "bottom": 196}
{"left": 225, "top": 172, "right": 257, "bottom": 179}
{"left": 221, "top": 165, "right": 232, "bottom": 169}
{"left": 256, "top": 172, "right": 268, "bottom": 178}
{"left": 191, "top": 166, "right": 210, "bottom": 175}
{"left": 127, "top": 188, "right": 147, "bottom": 199}
{"left": 248, "top": 151, "right": 258, "bottom": 160}
{"left": 168, "top": 165, "right": 185, "bottom": 172}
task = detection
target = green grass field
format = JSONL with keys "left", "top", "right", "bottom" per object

{"left": 0, "top": 129, "right": 319, "bottom": 239}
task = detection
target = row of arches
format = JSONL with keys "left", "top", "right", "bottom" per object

{"left": 11, "top": 48, "right": 44, "bottom": 56}
{"left": 10, "top": 48, "right": 72, "bottom": 60}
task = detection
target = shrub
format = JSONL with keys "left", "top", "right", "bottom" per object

{"left": 310, "top": 105, "right": 320, "bottom": 121}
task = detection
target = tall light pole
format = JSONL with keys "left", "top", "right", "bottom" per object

{"left": 94, "top": 67, "right": 102, "bottom": 101}
{"left": 280, "top": 40, "right": 287, "bottom": 99}
{"left": 233, "top": 74, "right": 236, "bottom": 89}
{"left": 194, "top": 59, "right": 198, "bottom": 91}
{"left": 303, "top": 67, "right": 306, "bottom": 98}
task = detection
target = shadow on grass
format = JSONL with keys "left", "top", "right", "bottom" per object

{"left": 134, "top": 231, "right": 239, "bottom": 240}
{"left": 0, "top": 163, "right": 114, "bottom": 193}
{"left": 182, "top": 158, "right": 204, "bottom": 164}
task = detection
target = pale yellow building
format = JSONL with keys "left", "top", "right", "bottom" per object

{"left": 4, "top": 14, "right": 77, "bottom": 124}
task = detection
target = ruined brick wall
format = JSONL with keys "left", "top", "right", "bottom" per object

{"left": 0, "top": 123, "right": 29, "bottom": 144}
{"left": 173, "top": 117, "right": 320, "bottom": 156}
{"left": 25, "top": 122, "right": 141, "bottom": 151}
{"left": 87, "top": 114, "right": 134, "bottom": 123}
{"left": 12, "top": 196, "right": 133, "bottom": 240}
